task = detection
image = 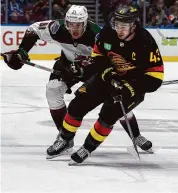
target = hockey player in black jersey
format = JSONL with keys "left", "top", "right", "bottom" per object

{"left": 50, "top": 5, "right": 164, "bottom": 164}
{"left": 2, "top": 5, "right": 152, "bottom": 159}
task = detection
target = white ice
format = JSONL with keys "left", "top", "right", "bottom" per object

{"left": 1, "top": 60, "right": 178, "bottom": 193}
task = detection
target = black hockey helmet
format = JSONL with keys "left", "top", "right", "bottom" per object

{"left": 110, "top": 5, "right": 140, "bottom": 40}
{"left": 113, "top": 5, "right": 139, "bottom": 24}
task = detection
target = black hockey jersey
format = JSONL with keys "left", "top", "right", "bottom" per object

{"left": 91, "top": 25, "right": 164, "bottom": 93}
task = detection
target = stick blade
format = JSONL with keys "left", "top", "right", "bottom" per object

{"left": 127, "top": 146, "right": 140, "bottom": 160}
{"left": 68, "top": 160, "right": 80, "bottom": 166}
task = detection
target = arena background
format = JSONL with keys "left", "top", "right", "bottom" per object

{"left": 1, "top": 0, "right": 178, "bottom": 61}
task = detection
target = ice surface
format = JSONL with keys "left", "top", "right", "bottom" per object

{"left": 1, "top": 61, "right": 178, "bottom": 193}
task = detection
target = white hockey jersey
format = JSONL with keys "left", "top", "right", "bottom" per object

{"left": 20, "top": 19, "right": 101, "bottom": 62}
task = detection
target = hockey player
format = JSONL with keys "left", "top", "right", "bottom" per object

{"left": 2, "top": 5, "right": 152, "bottom": 159}
{"left": 49, "top": 5, "right": 164, "bottom": 164}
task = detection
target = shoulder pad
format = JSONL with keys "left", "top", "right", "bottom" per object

{"left": 138, "top": 28, "right": 156, "bottom": 46}
{"left": 50, "top": 21, "right": 60, "bottom": 34}
{"left": 87, "top": 20, "right": 101, "bottom": 34}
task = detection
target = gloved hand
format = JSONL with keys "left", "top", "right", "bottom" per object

{"left": 3, "top": 48, "right": 30, "bottom": 70}
{"left": 110, "top": 79, "right": 123, "bottom": 102}
{"left": 69, "top": 61, "right": 84, "bottom": 78}
{"left": 69, "top": 55, "right": 93, "bottom": 79}
{"left": 111, "top": 79, "right": 136, "bottom": 103}
{"left": 101, "top": 67, "right": 119, "bottom": 83}
{"left": 53, "top": 59, "right": 76, "bottom": 82}
{"left": 101, "top": 67, "right": 135, "bottom": 102}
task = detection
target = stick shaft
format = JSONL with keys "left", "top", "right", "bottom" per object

{"left": 1, "top": 53, "right": 178, "bottom": 85}
{"left": 119, "top": 100, "right": 140, "bottom": 159}
{"left": 23, "top": 61, "right": 62, "bottom": 76}
{"left": 157, "top": 28, "right": 178, "bottom": 39}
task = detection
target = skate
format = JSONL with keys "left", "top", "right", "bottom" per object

{"left": 69, "top": 146, "right": 90, "bottom": 165}
{"left": 46, "top": 134, "right": 74, "bottom": 159}
{"left": 135, "top": 134, "right": 153, "bottom": 153}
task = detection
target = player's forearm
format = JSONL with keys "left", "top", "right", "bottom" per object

{"left": 19, "top": 22, "right": 42, "bottom": 52}
{"left": 92, "top": 56, "right": 111, "bottom": 73}
{"left": 137, "top": 74, "right": 163, "bottom": 93}
{"left": 140, "top": 64, "right": 164, "bottom": 93}
{"left": 19, "top": 30, "right": 39, "bottom": 52}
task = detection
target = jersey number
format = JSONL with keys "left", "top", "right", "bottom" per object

{"left": 39, "top": 22, "right": 48, "bottom": 30}
{"left": 150, "top": 49, "right": 161, "bottom": 63}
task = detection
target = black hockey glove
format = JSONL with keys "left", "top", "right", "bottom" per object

{"left": 111, "top": 79, "right": 136, "bottom": 103}
{"left": 101, "top": 67, "right": 135, "bottom": 102}
{"left": 54, "top": 58, "right": 76, "bottom": 82}
{"left": 69, "top": 61, "right": 84, "bottom": 79}
{"left": 3, "top": 48, "right": 30, "bottom": 70}
{"left": 69, "top": 55, "right": 93, "bottom": 79}
{"left": 110, "top": 79, "right": 123, "bottom": 102}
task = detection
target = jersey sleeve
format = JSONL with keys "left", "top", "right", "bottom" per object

{"left": 88, "top": 20, "right": 101, "bottom": 34}
{"left": 89, "top": 26, "right": 111, "bottom": 73}
{"left": 19, "top": 20, "right": 60, "bottom": 52}
{"left": 137, "top": 36, "right": 164, "bottom": 93}
{"left": 91, "top": 26, "right": 108, "bottom": 58}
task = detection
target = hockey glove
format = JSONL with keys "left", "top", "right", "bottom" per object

{"left": 69, "top": 61, "right": 84, "bottom": 79}
{"left": 54, "top": 58, "right": 76, "bottom": 82}
{"left": 101, "top": 67, "right": 119, "bottom": 83}
{"left": 3, "top": 48, "right": 30, "bottom": 70}
{"left": 101, "top": 67, "right": 135, "bottom": 102}
{"left": 111, "top": 79, "right": 136, "bottom": 103}
{"left": 69, "top": 55, "right": 93, "bottom": 79}
{"left": 110, "top": 79, "right": 123, "bottom": 102}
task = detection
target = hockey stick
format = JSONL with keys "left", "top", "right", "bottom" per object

{"left": 1, "top": 54, "right": 72, "bottom": 93}
{"left": 119, "top": 100, "right": 140, "bottom": 160}
{"left": 112, "top": 92, "right": 140, "bottom": 160}
{"left": 157, "top": 28, "right": 178, "bottom": 40}
{"left": 1, "top": 53, "right": 62, "bottom": 76}
{"left": 23, "top": 60, "right": 63, "bottom": 76}
{"left": 2, "top": 54, "right": 178, "bottom": 86}
{"left": 162, "top": 80, "right": 178, "bottom": 85}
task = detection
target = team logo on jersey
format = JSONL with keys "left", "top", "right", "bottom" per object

{"left": 50, "top": 21, "right": 60, "bottom": 34}
{"left": 107, "top": 51, "right": 136, "bottom": 74}
{"left": 120, "top": 42, "right": 124, "bottom": 47}
{"left": 104, "top": 43, "right": 112, "bottom": 50}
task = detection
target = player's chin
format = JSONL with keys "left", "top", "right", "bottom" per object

{"left": 117, "top": 34, "right": 127, "bottom": 40}
{"left": 72, "top": 33, "right": 81, "bottom": 39}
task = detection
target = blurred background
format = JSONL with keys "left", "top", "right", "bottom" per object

{"left": 1, "top": 0, "right": 178, "bottom": 28}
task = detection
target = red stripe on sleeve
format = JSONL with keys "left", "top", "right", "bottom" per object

{"left": 93, "top": 44, "right": 103, "bottom": 55}
{"left": 146, "top": 65, "right": 164, "bottom": 72}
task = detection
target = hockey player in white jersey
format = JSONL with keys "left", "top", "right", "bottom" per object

{"left": 2, "top": 5, "right": 152, "bottom": 159}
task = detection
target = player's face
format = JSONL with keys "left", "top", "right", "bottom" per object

{"left": 67, "top": 22, "right": 84, "bottom": 39}
{"left": 114, "top": 21, "right": 133, "bottom": 40}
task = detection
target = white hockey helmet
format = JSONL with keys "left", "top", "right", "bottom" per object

{"left": 65, "top": 5, "right": 88, "bottom": 30}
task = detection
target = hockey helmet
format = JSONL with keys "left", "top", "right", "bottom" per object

{"left": 65, "top": 5, "right": 88, "bottom": 30}
{"left": 113, "top": 5, "right": 139, "bottom": 24}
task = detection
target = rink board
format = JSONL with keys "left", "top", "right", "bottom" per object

{"left": 1, "top": 26, "right": 178, "bottom": 61}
